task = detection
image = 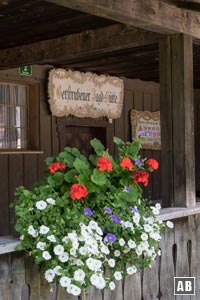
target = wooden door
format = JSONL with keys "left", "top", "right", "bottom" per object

{"left": 57, "top": 119, "right": 107, "bottom": 156}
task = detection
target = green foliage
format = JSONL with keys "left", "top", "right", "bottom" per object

{"left": 90, "top": 138, "right": 105, "bottom": 156}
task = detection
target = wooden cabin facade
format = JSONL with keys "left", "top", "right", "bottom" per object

{"left": 1, "top": 0, "right": 200, "bottom": 299}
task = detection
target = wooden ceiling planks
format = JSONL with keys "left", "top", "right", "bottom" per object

{"left": 0, "top": 0, "right": 116, "bottom": 49}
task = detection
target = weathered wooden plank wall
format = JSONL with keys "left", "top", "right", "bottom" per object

{"left": 0, "top": 215, "right": 199, "bottom": 300}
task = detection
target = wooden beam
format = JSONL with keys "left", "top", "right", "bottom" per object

{"left": 159, "top": 37, "right": 174, "bottom": 207}
{"left": 159, "top": 34, "right": 196, "bottom": 207}
{"left": 46, "top": 0, "right": 200, "bottom": 39}
{"left": 0, "top": 24, "right": 161, "bottom": 69}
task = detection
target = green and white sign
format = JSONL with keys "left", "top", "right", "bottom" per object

{"left": 19, "top": 65, "right": 32, "bottom": 76}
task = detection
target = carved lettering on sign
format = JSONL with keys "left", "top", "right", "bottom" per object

{"left": 48, "top": 69, "right": 124, "bottom": 119}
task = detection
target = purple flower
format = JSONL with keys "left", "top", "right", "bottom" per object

{"left": 105, "top": 233, "right": 116, "bottom": 243}
{"left": 111, "top": 214, "right": 121, "bottom": 224}
{"left": 134, "top": 159, "right": 142, "bottom": 167}
{"left": 104, "top": 207, "right": 112, "bottom": 215}
{"left": 146, "top": 130, "right": 152, "bottom": 136}
{"left": 130, "top": 206, "right": 139, "bottom": 213}
{"left": 138, "top": 131, "right": 145, "bottom": 137}
{"left": 84, "top": 208, "right": 93, "bottom": 217}
{"left": 124, "top": 186, "right": 130, "bottom": 193}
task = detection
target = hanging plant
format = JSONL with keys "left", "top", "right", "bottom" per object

{"left": 12, "top": 133, "right": 173, "bottom": 296}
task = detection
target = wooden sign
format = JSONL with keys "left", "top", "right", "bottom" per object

{"left": 48, "top": 69, "right": 123, "bottom": 119}
{"left": 131, "top": 110, "right": 161, "bottom": 150}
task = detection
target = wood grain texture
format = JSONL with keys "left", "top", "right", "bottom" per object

{"left": 124, "top": 270, "right": 142, "bottom": 300}
{"left": 159, "top": 36, "right": 173, "bottom": 207}
{"left": 171, "top": 34, "right": 195, "bottom": 207}
{"left": 0, "top": 24, "right": 161, "bottom": 70}
{"left": 46, "top": 0, "right": 200, "bottom": 38}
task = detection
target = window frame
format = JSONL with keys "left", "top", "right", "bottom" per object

{"left": 0, "top": 79, "right": 42, "bottom": 154}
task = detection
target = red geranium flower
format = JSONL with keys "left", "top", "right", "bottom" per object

{"left": 133, "top": 170, "right": 149, "bottom": 187}
{"left": 96, "top": 157, "right": 112, "bottom": 172}
{"left": 120, "top": 157, "right": 133, "bottom": 171}
{"left": 146, "top": 158, "right": 159, "bottom": 171}
{"left": 70, "top": 183, "right": 88, "bottom": 200}
{"left": 48, "top": 162, "right": 66, "bottom": 174}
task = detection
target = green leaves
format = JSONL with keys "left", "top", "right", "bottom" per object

{"left": 47, "top": 171, "right": 64, "bottom": 187}
{"left": 91, "top": 169, "right": 106, "bottom": 186}
{"left": 90, "top": 138, "right": 105, "bottom": 156}
{"left": 73, "top": 157, "right": 90, "bottom": 174}
{"left": 64, "top": 169, "right": 77, "bottom": 183}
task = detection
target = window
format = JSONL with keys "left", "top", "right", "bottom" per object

{"left": 0, "top": 82, "right": 29, "bottom": 149}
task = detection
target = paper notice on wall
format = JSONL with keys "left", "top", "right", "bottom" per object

{"left": 131, "top": 110, "right": 161, "bottom": 150}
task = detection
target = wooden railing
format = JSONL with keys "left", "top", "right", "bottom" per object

{"left": 1, "top": 213, "right": 200, "bottom": 300}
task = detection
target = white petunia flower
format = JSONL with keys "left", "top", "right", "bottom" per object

{"left": 144, "top": 224, "right": 153, "bottom": 233}
{"left": 45, "top": 269, "right": 55, "bottom": 282}
{"left": 101, "top": 245, "right": 110, "bottom": 255}
{"left": 47, "top": 235, "right": 56, "bottom": 242}
{"left": 108, "top": 258, "right": 115, "bottom": 268}
{"left": 74, "top": 269, "right": 85, "bottom": 281}
{"left": 67, "top": 284, "right": 81, "bottom": 296}
{"left": 90, "top": 274, "right": 99, "bottom": 286}
{"left": 88, "top": 220, "right": 98, "bottom": 230}
{"left": 53, "top": 266, "right": 62, "bottom": 275}
{"left": 86, "top": 258, "right": 95, "bottom": 271}
{"left": 166, "top": 221, "right": 174, "bottom": 228}
{"left": 155, "top": 203, "right": 161, "bottom": 210}
{"left": 96, "top": 226, "right": 103, "bottom": 236}
{"left": 114, "top": 271, "right": 122, "bottom": 281}
{"left": 58, "top": 252, "right": 69, "bottom": 262}
{"left": 70, "top": 248, "right": 77, "bottom": 257}
{"left": 140, "top": 241, "right": 149, "bottom": 251}
{"left": 141, "top": 233, "right": 148, "bottom": 241}
{"left": 123, "top": 221, "right": 134, "bottom": 229}
{"left": 95, "top": 276, "right": 106, "bottom": 289}
{"left": 54, "top": 244, "right": 64, "bottom": 255}
{"left": 74, "top": 258, "right": 84, "bottom": 266}
{"left": 127, "top": 266, "right": 137, "bottom": 275}
{"left": 39, "top": 225, "right": 49, "bottom": 235}
{"left": 119, "top": 238, "right": 125, "bottom": 246}
{"left": 132, "top": 214, "right": 140, "bottom": 225}
{"left": 109, "top": 281, "right": 116, "bottom": 291}
{"left": 60, "top": 276, "right": 71, "bottom": 287}
{"left": 136, "top": 245, "right": 143, "bottom": 256}
{"left": 150, "top": 232, "right": 161, "bottom": 241}
{"left": 19, "top": 235, "right": 24, "bottom": 240}
{"left": 36, "top": 241, "right": 46, "bottom": 250}
{"left": 123, "top": 246, "right": 131, "bottom": 254}
{"left": 62, "top": 236, "right": 69, "bottom": 243}
{"left": 46, "top": 197, "right": 56, "bottom": 205}
{"left": 72, "top": 241, "right": 79, "bottom": 250}
{"left": 28, "top": 225, "right": 38, "bottom": 237}
{"left": 128, "top": 239, "right": 136, "bottom": 249}
{"left": 79, "top": 246, "right": 88, "bottom": 256}
{"left": 109, "top": 281, "right": 116, "bottom": 290}
{"left": 42, "top": 251, "right": 51, "bottom": 260}
{"left": 150, "top": 206, "right": 160, "bottom": 215}
{"left": 114, "top": 250, "right": 121, "bottom": 257}
{"left": 68, "top": 232, "right": 78, "bottom": 241}
{"left": 36, "top": 200, "right": 47, "bottom": 210}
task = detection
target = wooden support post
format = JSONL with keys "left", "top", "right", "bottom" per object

{"left": 159, "top": 34, "right": 195, "bottom": 207}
